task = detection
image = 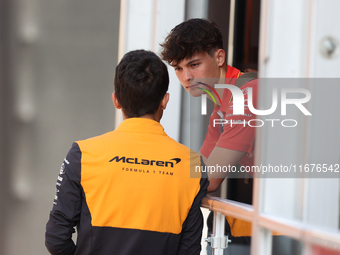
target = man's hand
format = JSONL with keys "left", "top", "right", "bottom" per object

{"left": 207, "top": 178, "right": 225, "bottom": 193}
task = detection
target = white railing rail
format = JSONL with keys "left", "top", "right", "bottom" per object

{"left": 201, "top": 195, "right": 340, "bottom": 254}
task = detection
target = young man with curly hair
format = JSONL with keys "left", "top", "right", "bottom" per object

{"left": 160, "top": 18, "right": 258, "bottom": 255}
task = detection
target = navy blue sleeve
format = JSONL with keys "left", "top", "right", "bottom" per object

{"left": 45, "top": 143, "right": 82, "bottom": 255}
{"left": 177, "top": 159, "right": 209, "bottom": 255}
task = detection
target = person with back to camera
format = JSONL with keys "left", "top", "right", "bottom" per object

{"left": 45, "top": 49, "right": 208, "bottom": 255}
{"left": 160, "top": 18, "right": 259, "bottom": 255}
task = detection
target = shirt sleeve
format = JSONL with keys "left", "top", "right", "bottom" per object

{"left": 177, "top": 158, "right": 209, "bottom": 255}
{"left": 45, "top": 143, "right": 82, "bottom": 255}
{"left": 200, "top": 105, "right": 223, "bottom": 158}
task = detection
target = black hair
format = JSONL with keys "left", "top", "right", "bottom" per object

{"left": 114, "top": 50, "right": 169, "bottom": 118}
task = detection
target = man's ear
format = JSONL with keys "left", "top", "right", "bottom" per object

{"left": 216, "top": 49, "right": 226, "bottom": 66}
{"left": 161, "top": 93, "right": 170, "bottom": 110}
{"left": 112, "top": 92, "right": 122, "bottom": 109}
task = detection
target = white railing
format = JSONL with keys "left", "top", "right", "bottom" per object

{"left": 201, "top": 195, "right": 340, "bottom": 255}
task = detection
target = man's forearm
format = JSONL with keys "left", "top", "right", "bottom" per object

{"left": 204, "top": 147, "right": 246, "bottom": 191}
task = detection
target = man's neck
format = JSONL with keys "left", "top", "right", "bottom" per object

{"left": 207, "top": 65, "right": 227, "bottom": 106}
{"left": 122, "top": 113, "right": 160, "bottom": 123}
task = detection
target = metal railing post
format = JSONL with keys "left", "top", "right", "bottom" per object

{"left": 212, "top": 211, "right": 226, "bottom": 255}
{"left": 205, "top": 209, "right": 231, "bottom": 255}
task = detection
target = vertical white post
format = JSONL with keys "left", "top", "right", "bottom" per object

{"left": 212, "top": 211, "right": 226, "bottom": 255}
{"left": 153, "top": 0, "right": 185, "bottom": 142}
{"left": 256, "top": 0, "right": 314, "bottom": 254}
{"left": 117, "top": 0, "right": 185, "bottom": 142}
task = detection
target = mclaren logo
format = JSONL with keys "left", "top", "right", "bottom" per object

{"left": 109, "top": 156, "right": 181, "bottom": 168}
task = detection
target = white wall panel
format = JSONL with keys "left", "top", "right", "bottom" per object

{"left": 255, "top": 0, "right": 340, "bottom": 254}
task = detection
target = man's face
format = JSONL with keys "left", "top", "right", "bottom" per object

{"left": 172, "top": 51, "right": 222, "bottom": 97}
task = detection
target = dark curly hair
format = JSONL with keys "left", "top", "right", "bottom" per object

{"left": 160, "top": 18, "right": 223, "bottom": 65}
{"left": 114, "top": 50, "right": 169, "bottom": 118}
